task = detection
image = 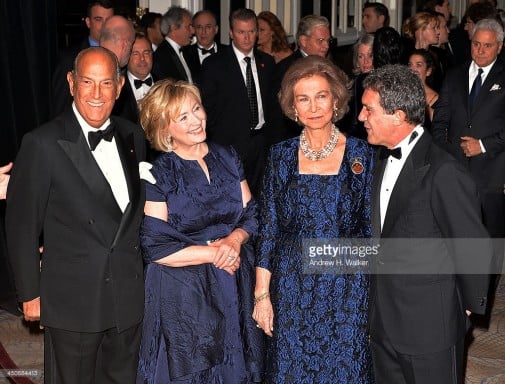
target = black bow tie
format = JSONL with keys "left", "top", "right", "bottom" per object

{"left": 380, "top": 147, "right": 402, "bottom": 160}
{"left": 133, "top": 77, "right": 153, "bottom": 89}
{"left": 199, "top": 46, "right": 215, "bottom": 55}
{"left": 88, "top": 124, "right": 115, "bottom": 151}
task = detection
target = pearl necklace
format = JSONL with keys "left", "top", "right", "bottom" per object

{"left": 299, "top": 125, "right": 340, "bottom": 161}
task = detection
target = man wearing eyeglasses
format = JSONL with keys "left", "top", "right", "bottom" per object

{"left": 183, "top": 10, "right": 226, "bottom": 84}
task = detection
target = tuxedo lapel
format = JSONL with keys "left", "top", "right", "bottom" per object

{"left": 381, "top": 134, "right": 431, "bottom": 237}
{"left": 254, "top": 50, "right": 268, "bottom": 103}
{"left": 112, "top": 123, "right": 141, "bottom": 246}
{"left": 57, "top": 111, "right": 122, "bottom": 222}
{"left": 168, "top": 43, "right": 189, "bottom": 81}
{"left": 471, "top": 59, "right": 505, "bottom": 114}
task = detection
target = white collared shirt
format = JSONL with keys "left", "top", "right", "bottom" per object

{"left": 197, "top": 43, "right": 217, "bottom": 64}
{"left": 231, "top": 43, "right": 265, "bottom": 130}
{"left": 166, "top": 37, "right": 193, "bottom": 83}
{"left": 380, "top": 125, "right": 424, "bottom": 230}
{"left": 73, "top": 103, "right": 129, "bottom": 212}
{"left": 127, "top": 71, "right": 152, "bottom": 102}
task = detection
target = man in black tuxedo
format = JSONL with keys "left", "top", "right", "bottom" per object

{"left": 183, "top": 10, "right": 225, "bottom": 84}
{"left": 359, "top": 64, "right": 492, "bottom": 383}
{"left": 113, "top": 33, "right": 155, "bottom": 123}
{"left": 199, "top": 8, "right": 279, "bottom": 196}
{"left": 51, "top": 0, "right": 114, "bottom": 118}
{"left": 152, "top": 6, "right": 194, "bottom": 83}
{"left": 432, "top": 18, "right": 505, "bottom": 279}
{"left": 6, "top": 47, "right": 146, "bottom": 383}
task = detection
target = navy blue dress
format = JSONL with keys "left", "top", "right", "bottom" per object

{"left": 256, "top": 136, "right": 374, "bottom": 383}
{"left": 137, "top": 143, "right": 263, "bottom": 384}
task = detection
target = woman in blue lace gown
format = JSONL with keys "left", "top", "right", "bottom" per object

{"left": 137, "top": 80, "right": 263, "bottom": 383}
{"left": 253, "top": 56, "right": 374, "bottom": 383}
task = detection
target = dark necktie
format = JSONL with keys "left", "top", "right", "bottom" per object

{"left": 380, "top": 147, "right": 402, "bottom": 160}
{"left": 244, "top": 56, "right": 259, "bottom": 129}
{"left": 88, "top": 124, "right": 115, "bottom": 151}
{"left": 199, "top": 46, "right": 215, "bottom": 55}
{"left": 468, "top": 67, "right": 483, "bottom": 109}
{"left": 133, "top": 77, "right": 153, "bottom": 89}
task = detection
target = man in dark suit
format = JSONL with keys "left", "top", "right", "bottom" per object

{"left": 432, "top": 18, "right": 505, "bottom": 280}
{"left": 183, "top": 10, "right": 225, "bottom": 84}
{"left": 359, "top": 64, "right": 492, "bottom": 383}
{"left": 6, "top": 47, "right": 146, "bottom": 383}
{"left": 152, "top": 6, "right": 194, "bottom": 83}
{"left": 199, "top": 8, "right": 279, "bottom": 196}
{"left": 51, "top": 0, "right": 114, "bottom": 118}
{"left": 113, "top": 33, "right": 155, "bottom": 123}
{"left": 274, "top": 15, "right": 332, "bottom": 142}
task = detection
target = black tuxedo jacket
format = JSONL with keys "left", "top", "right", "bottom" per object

{"left": 370, "top": 132, "right": 492, "bottom": 355}
{"left": 6, "top": 110, "right": 146, "bottom": 333}
{"left": 199, "top": 46, "right": 279, "bottom": 152}
{"left": 152, "top": 39, "right": 189, "bottom": 81}
{"left": 113, "top": 73, "right": 157, "bottom": 123}
{"left": 182, "top": 42, "right": 226, "bottom": 85}
{"left": 432, "top": 59, "right": 505, "bottom": 239}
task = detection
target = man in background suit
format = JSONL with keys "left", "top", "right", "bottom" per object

{"left": 432, "top": 18, "right": 505, "bottom": 281}
{"left": 113, "top": 33, "right": 155, "bottom": 123}
{"left": 139, "top": 12, "right": 163, "bottom": 52}
{"left": 152, "top": 6, "right": 194, "bottom": 82}
{"left": 199, "top": 8, "right": 279, "bottom": 196}
{"left": 51, "top": 0, "right": 114, "bottom": 118}
{"left": 6, "top": 47, "right": 146, "bottom": 383}
{"left": 359, "top": 64, "right": 492, "bottom": 383}
{"left": 183, "top": 10, "right": 225, "bottom": 84}
{"left": 99, "top": 15, "right": 136, "bottom": 68}
{"left": 274, "top": 15, "right": 332, "bottom": 141}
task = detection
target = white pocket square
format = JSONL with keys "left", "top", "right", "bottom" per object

{"left": 139, "top": 161, "right": 156, "bottom": 184}
{"left": 490, "top": 84, "right": 501, "bottom": 91}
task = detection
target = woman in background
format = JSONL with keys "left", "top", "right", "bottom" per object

{"left": 257, "top": 11, "right": 293, "bottom": 63}
{"left": 408, "top": 49, "right": 439, "bottom": 128}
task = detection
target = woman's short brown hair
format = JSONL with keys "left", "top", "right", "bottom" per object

{"left": 139, "top": 79, "right": 202, "bottom": 152}
{"left": 279, "top": 55, "right": 350, "bottom": 123}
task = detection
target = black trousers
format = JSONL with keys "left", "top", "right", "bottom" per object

{"left": 370, "top": 312, "right": 464, "bottom": 384}
{"left": 44, "top": 323, "right": 141, "bottom": 384}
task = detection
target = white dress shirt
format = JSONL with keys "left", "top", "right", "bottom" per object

{"left": 166, "top": 37, "right": 193, "bottom": 83}
{"left": 127, "top": 71, "right": 153, "bottom": 102}
{"left": 380, "top": 125, "right": 424, "bottom": 230}
{"left": 73, "top": 103, "right": 129, "bottom": 212}
{"left": 232, "top": 43, "right": 265, "bottom": 130}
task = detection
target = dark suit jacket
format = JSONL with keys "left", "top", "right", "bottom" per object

{"left": 432, "top": 59, "right": 505, "bottom": 238}
{"left": 152, "top": 39, "right": 190, "bottom": 81}
{"left": 370, "top": 132, "right": 492, "bottom": 355}
{"left": 199, "top": 46, "right": 280, "bottom": 151}
{"left": 6, "top": 110, "right": 146, "bottom": 333}
{"left": 113, "top": 72, "right": 157, "bottom": 123}
{"left": 182, "top": 42, "right": 226, "bottom": 85}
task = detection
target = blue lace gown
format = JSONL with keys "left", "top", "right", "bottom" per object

{"left": 137, "top": 143, "right": 263, "bottom": 384}
{"left": 256, "top": 136, "right": 375, "bottom": 383}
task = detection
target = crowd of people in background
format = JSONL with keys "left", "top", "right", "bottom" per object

{"left": 1, "top": 0, "right": 504, "bottom": 383}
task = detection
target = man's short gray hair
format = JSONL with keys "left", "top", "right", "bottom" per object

{"left": 296, "top": 15, "right": 330, "bottom": 46}
{"left": 160, "top": 6, "right": 192, "bottom": 36}
{"left": 471, "top": 18, "right": 504, "bottom": 42}
{"left": 363, "top": 64, "right": 425, "bottom": 126}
